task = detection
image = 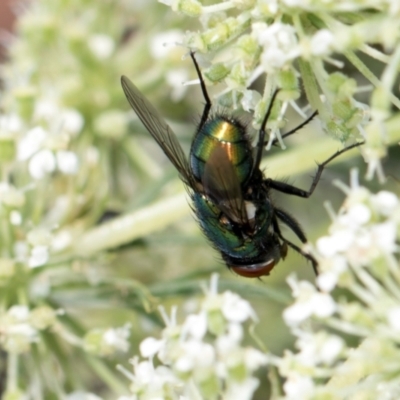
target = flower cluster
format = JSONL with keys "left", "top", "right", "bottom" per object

{"left": 0, "top": 305, "right": 57, "bottom": 353}
{"left": 118, "top": 274, "right": 267, "bottom": 400}
{"left": 273, "top": 170, "right": 400, "bottom": 398}
{"left": 0, "top": 0, "right": 176, "bottom": 397}
{"left": 159, "top": 0, "right": 400, "bottom": 181}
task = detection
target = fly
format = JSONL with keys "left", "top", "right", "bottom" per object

{"left": 121, "top": 52, "right": 363, "bottom": 278}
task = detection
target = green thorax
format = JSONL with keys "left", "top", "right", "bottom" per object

{"left": 190, "top": 116, "right": 253, "bottom": 185}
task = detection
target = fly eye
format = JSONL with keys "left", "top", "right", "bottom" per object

{"left": 230, "top": 260, "right": 276, "bottom": 278}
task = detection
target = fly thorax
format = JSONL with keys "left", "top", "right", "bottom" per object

{"left": 190, "top": 116, "right": 253, "bottom": 185}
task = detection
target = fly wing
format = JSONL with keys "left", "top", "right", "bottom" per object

{"left": 203, "top": 146, "right": 248, "bottom": 225}
{"left": 121, "top": 75, "right": 194, "bottom": 187}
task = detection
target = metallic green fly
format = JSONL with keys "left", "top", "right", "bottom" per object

{"left": 121, "top": 52, "right": 363, "bottom": 278}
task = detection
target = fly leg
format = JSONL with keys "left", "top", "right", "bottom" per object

{"left": 272, "top": 210, "right": 318, "bottom": 276}
{"left": 264, "top": 110, "right": 318, "bottom": 146}
{"left": 265, "top": 142, "right": 364, "bottom": 198}
{"left": 189, "top": 52, "right": 212, "bottom": 131}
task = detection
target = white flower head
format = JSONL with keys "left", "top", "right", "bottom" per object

{"left": 221, "top": 291, "right": 257, "bottom": 323}
{"left": 253, "top": 22, "right": 299, "bottom": 73}
{"left": 103, "top": 324, "right": 131, "bottom": 353}
{"left": 284, "top": 276, "right": 336, "bottom": 326}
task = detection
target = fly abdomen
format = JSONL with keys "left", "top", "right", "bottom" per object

{"left": 190, "top": 116, "right": 253, "bottom": 184}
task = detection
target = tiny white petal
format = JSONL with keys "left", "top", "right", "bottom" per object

{"left": 140, "top": 337, "right": 164, "bottom": 358}
{"left": 29, "top": 149, "right": 56, "bottom": 179}
{"left": 373, "top": 191, "right": 398, "bottom": 215}
{"left": 56, "top": 150, "right": 79, "bottom": 175}
{"left": 310, "top": 29, "right": 334, "bottom": 56}
{"left": 150, "top": 30, "right": 184, "bottom": 59}
{"left": 18, "top": 126, "right": 47, "bottom": 160}
{"left": 221, "top": 291, "right": 256, "bottom": 322}
{"left": 316, "top": 271, "right": 338, "bottom": 292}
{"left": 283, "top": 373, "right": 314, "bottom": 399}
{"left": 225, "top": 377, "right": 260, "bottom": 400}
{"left": 10, "top": 211, "right": 22, "bottom": 226}
{"left": 283, "top": 301, "right": 312, "bottom": 326}
{"left": 372, "top": 222, "right": 396, "bottom": 253}
{"left": 347, "top": 204, "right": 371, "bottom": 225}
{"left": 9, "top": 305, "right": 30, "bottom": 320}
{"left": 61, "top": 109, "right": 84, "bottom": 135}
{"left": 316, "top": 236, "right": 337, "bottom": 257}
{"left": 311, "top": 293, "right": 336, "bottom": 318}
{"left": 387, "top": 307, "right": 400, "bottom": 331}
{"left": 320, "top": 336, "right": 343, "bottom": 364}
{"left": 28, "top": 245, "right": 49, "bottom": 268}
{"left": 182, "top": 312, "right": 207, "bottom": 339}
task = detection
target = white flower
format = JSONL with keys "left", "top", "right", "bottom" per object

{"left": 310, "top": 29, "right": 334, "bottom": 56}
{"left": 166, "top": 68, "right": 189, "bottom": 101}
{"left": 317, "top": 255, "right": 348, "bottom": 292}
{"left": 18, "top": 126, "right": 47, "bottom": 161}
{"left": 28, "top": 149, "right": 56, "bottom": 179}
{"left": 224, "top": 377, "right": 260, "bottom": 400}
{"left": 175, "top": 339, "right": 215, "bottom": 372}
{"left": 150, "top": 30, "right": 184, "bottom": 59}
{"left": 28, "top": 245, "right": 49, "bottom": 268}
{"left": 88, "top": 34, "right": 115, "bottom": 59}
{"left": 56, "top": 150, "right": 79, "bottom": 175}
{"left": 243, "top": 347, "right": 268, "bottom": 371}
{"left": 10, "top": 211, "right": 22, "bottom": 225}
{"left": 296, "top": 332, "right": 344, "bottom": 366}
{"left": 181, "top": 312, "right": 207, "bottom": 340}
{"left": 253, "top": 22, "right": 299, "bottom": 72}
{"left": 284, "top": 277, "right": 336, "bottom": 326}
{"left": 372, "top": 191, "right": 398, "bottom": 216}
{"left": 9, "top": 305, "right": 30, "bottom": 320}
{"left": 221, "top": 291, "right": 257, "bottom": 323}
{"left": 61, "top": 109, "right": 84, "bottom": 135}
{"left": 346, "top": 203, "right": 371, "bottom": 225}
{"left": 283, "top": 373, "right": 315, "bottom": 400}
{"left": 140, "top": 337, "right": 165, "bottom": 358}
{"left": 103, "top": 324, "right": 131, "bottom": 353}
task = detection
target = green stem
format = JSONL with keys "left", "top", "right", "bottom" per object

{"left": 298, "top": 59, "right": 326, "bottom": 117}
{"left": 72, "top": 191, "right": 189, "bottom": 255}
{"left": 345, "top": 50, "right": 400, "bottom": 111}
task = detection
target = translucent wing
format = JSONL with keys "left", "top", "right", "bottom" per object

{"left": 121, "top": 75, "right": 194, "bottom": 187}
{"left": 203, "top": 146, "right": 249, "bottom": 225}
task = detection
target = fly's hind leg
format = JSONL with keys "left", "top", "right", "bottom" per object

{"left": 272, "top": 209, "right": 318, "bottom": 276}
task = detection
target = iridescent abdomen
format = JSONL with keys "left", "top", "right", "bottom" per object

{"left": 190, "top": 116, "right": 253, "bottom": 185}
{"left": 192, "top": 193, "right": 277, "bottom": 262}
